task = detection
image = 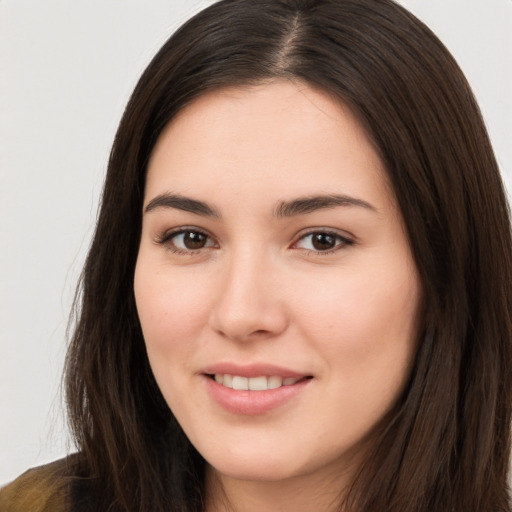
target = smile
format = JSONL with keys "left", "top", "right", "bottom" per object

{"left": 205, "top": 372, "right": 313, "bottom": 415}
{"left": 213, "top": 374, "right": 303, "bottom": 391}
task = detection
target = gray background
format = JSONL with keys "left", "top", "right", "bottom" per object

{"left": 1, "top": 0, "right": 511, "bottom": 485}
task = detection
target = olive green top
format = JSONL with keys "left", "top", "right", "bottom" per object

{"left": 0, "top": 458, "right": 74, "bottom": 512}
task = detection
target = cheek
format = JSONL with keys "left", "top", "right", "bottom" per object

{"left": 297, "top": 268, "right": 420, "bottom": 440}
{"left": 295, "top": 264, "right": 419, "bottom": 336}
{"left": 292, "top": 257, "right": 421, "bottom": 390}
{"left": 134, "top": 262, "right": 214, "bottom": 417}
{"left": 134, "top": 261, "right": 212, "bottom": 373}
{"left": 136, "top": 258, "right": 205, "bottom": 327}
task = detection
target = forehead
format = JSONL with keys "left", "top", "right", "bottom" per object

{"left": 145, "top": 81, "right": 393, "bottom": 212}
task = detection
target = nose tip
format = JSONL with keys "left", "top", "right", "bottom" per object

{"left": 211, "top": 302, "right": 287, "bottom": 342}
{"left": 208, "top": 260, "right": 288, "bottom": 342}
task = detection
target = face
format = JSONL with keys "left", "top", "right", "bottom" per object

{"left": 134, "top": 81, "right": 421, "bottom": 486}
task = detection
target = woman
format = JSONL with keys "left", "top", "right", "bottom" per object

{"left": 2, "top": 0, "right": 511, "bottom": 511}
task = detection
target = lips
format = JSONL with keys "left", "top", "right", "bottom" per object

{"left": 202, "top": 363, "right": 313, "bottom": 415}
{"left": 202, "top": 362, "right": 308, "bottom": 379}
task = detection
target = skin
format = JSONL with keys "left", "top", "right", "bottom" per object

{"left": 134, "top": 81, "right": 422, "bottom": 512}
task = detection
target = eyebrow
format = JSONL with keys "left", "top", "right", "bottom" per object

{"left": 145, "top": 193, "right": 220, "bottom": 217}
{"left": 274, "top": 194, "right": 377, "bottom": 217}
{"left": 144, "top": 192, "right": 377, "bottom": 217}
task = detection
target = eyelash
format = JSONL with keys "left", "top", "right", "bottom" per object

{"left": 156, "top": 227, "right": 216, "bottom": 255}
{"left": 293, "top": 230, "right": 354, "bottom": 255}
{"left": 155, "top": 228, "right": 354, "bottom": 256}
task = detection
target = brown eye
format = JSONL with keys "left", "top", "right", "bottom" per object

{"left": 295, "top": 231, "right": 353, "bottom": 253}
{"left": 182, "top": 231, "right": 208, "bottom": 249}
{"left": 311, "top": 233, "right": 336, "bottom": 251}
{"left": 160, "top": 229, "right": 216, "bottom": 253}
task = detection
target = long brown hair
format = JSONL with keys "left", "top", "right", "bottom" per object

{"left": 64, "top": 0, "right": 512, "bottom": 510}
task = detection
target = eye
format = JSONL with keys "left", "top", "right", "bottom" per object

{"left": 157, "top": 228, "right": 216, "bottom": 254}
{"left": 294, "top": 231, "right": 353, "bottom": 253}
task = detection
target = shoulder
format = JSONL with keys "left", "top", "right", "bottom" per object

{"left": 0, "top": 457, "right": 74, "bottom": 512}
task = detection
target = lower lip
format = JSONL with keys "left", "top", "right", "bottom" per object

{"left": 204, "top": 376, "right": 311, "bottom": 415}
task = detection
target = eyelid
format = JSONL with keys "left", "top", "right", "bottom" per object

{"left": 291, "top": 228, "right": 355, "bottom": 254}
{"left": 155, "top": 226, "right": 218, "bottom": 254}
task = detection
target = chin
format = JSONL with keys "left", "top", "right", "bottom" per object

{"left": 208, "top": 458, "right": 302, "bottom": 483}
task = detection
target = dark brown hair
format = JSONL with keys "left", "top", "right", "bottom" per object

{"left": 64, "top": 0, "right": 512, "bottom": 510}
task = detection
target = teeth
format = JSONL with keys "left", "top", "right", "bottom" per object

{"left": 267, "top": 376, "right": 282, "bottom": 389}
{"left": 249, "top": 376, "right": 267, "bottom": 390}
{"left": 232, "top": 376, "right": 249, "bottom": 390}
{"left": 213, "top": 374, "right": 301, "bottom": 391}
{"left": 223, "top": 374, "right": 233, "bottom": 388}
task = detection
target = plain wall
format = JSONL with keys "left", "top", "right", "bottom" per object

{"left": 1, "top": 0, "right": 511, "bottom": 486}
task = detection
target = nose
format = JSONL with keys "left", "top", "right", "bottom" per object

{"left": 208, "top": 250, "right": 288, "bottom": 342}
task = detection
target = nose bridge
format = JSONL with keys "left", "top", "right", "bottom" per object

{"left": 210, "top": 245, "right": 287, "bottom": 341}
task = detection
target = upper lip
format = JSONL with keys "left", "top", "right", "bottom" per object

{"left": 202, "top": 362, "right": 310, "bottom": 379}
